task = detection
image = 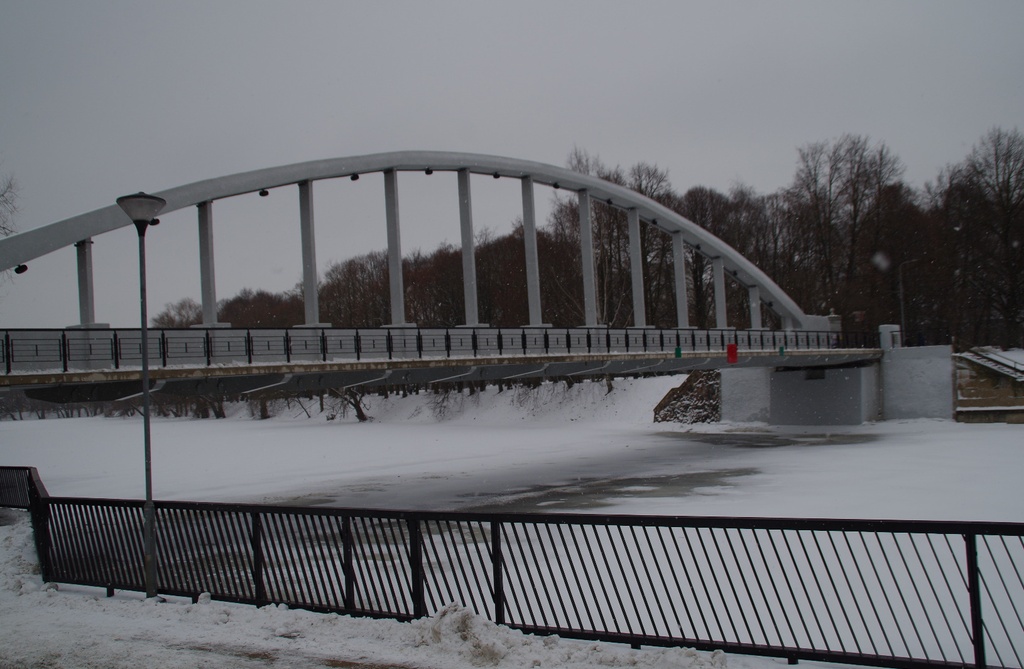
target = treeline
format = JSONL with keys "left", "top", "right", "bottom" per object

{"left": 156, "top": 128, "right": 1024, "bottom": 349}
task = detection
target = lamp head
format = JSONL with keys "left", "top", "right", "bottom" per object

{"left": 116, "top": 192, "right": 167, "bottom": 223}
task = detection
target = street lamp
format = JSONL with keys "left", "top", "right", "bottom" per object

{"left": 116, "top": 192, "right": 166, "bottom": 599}
{"left": 898, "top": 258, "right": 919, "bottom": 345}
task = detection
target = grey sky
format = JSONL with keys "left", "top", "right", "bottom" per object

{"left": 1, "top": 0, "right": 1021, "bottom": 328}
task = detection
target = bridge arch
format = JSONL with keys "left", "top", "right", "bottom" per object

{"left": 0, "top": 151, "right": 821, "bottom": 330}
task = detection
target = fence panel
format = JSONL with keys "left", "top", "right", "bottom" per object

{"left": 978, "top": 535, "right": 1024, "bottom": 669}
{"left": 45, "top": 499, "right": 146, "bottom": 591}
{"left": 2, "top": 468, "right": 1019, "bottom": 669}
{"left": 421, "top": 518, "right": 496, "bottom": 619}
{"left": 0, "top": 466, "right": 32, "bottom": 508}
{"left": 155, "top": 505, "right": 256, "bottom": 604}
{"left": 258, "top": 510, "right": 348, "bottom": 611}
{"left": 348, "top": 514, "right": 415, "bottom": 616}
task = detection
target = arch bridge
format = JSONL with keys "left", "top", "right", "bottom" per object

{"left": 0, "top": 151, "right": 883, "bottom": 408}
{"left": 1, "top": 151, "right": 825, "bottom": 332}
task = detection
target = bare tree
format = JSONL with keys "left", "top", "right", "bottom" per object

{"left": 935, "top": 127, "right": 1024, "bottom": 347}
{"left": 152, "top": 297, "right": 202, "bottom": 328}
{"left": 785, "top": 134, "right": 905, "bottom": 318}
{"left": 0, "top": 172, "right": 16, "bottom": 237}
{"left": 675, "top": 186, "right": 731, "bottom": 328}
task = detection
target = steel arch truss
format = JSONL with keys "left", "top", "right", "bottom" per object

{"left": 0, "top": 151, "right": 816, "bottom": 329}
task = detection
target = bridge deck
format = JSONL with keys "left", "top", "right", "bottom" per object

{"left": 0, "top": 326, "right": 880, "bottom": 402}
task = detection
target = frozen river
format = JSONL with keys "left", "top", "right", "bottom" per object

{"left": 275, "top": 431, "right": 875, "bottom": 513}
{"left": 2, "top": 376, "right": 1021, "bottom": 521}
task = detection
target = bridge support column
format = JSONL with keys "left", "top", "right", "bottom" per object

{"left": 458, "top": 169, "right": 482, "bottom": 326}
{"left": 628, "top": 209, "right": 647, "bottom": 328}
{"left": 713, "top": 257, "right": 727, "bottom": 329}
{"left": 384, "top": 170, "right": 409, "bottom": 326}
{"left": 196, "top": 201, "right": 227, "bottom": 326}
{"left": 748, "top": 286, "right": 762, "bottom": 330}
{"left": 297, "top": 181, "right": 328, "bottom": 327}
{"left": 672, "top": 234, "right": 690, "bottom": 328}
{"left": 73, "top": 239, "right": 99, "bottom": 327}
{"left": 578, "top": 191, "right": 598, "bottom": 326}
{"left": 521, "top": 176, "right": 544, "bottom": 326}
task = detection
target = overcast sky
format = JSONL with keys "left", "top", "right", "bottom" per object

{"left": 1, "top": 0, "right": 1022, "bottom": 329}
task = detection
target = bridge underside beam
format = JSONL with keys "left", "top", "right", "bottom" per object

{"left": 5, "top": 349, "right": 881, "bottom": 404}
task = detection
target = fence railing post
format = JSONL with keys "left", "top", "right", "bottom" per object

{"left": 965, "top": 532, "right": 987, "bottom": 669}
{"left": 111, "top": 331, "right": 119, "bottom": 369}
{"left": 491, "top": 520, "right": 505, "bottom": 625}
{"left": 4, "top": 331, "right": 11, "bottom": 374}
{"left": 408, "top": 518, "right": 426, "bottom": 618}
{"left": 27, "top": 473, "right": 51, "bottom": 583}
{"left": 343, "top": 515, "right": 355, "bottom": 611}
{"left": 252, "top": 512, "right": 266, "bottom": 607}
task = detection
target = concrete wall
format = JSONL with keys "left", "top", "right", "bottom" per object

{"left": 881, "top": 345, "right": 954, "bottom": 420}
{"left": 720, "top": 367, "right": 771, "bottom": 422}
{"left": 769, "top": 367, "right": 879, "bottom": 425}
{"left": 718, "top": 327, "right": 952, "bottom": 425}
{"left": 722, "top": 365, "right": 879, "bottom": 425}
{"left": 861, "top": 363, "right": 880, "bottom": 421}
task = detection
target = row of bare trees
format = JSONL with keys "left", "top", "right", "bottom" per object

{"left": 155, "top": 128, "right": 1024, "bottom": 349}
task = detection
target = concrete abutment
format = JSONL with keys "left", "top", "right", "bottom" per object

{"left": 721, "top": 325, "right": 953, "bottom": 425}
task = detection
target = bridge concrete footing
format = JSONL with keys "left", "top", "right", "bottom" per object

{"left": 721, "top": 326, "right": 953, "bottom": 425}
{"left": 721, "top": 366, "right": 879, "bottom": 426}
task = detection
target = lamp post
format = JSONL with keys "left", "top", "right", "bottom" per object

{"left": 898, "top": 258, "right": 919, "bottom": 345}
{"left": 116, "top": 192, "right": 166, "bottom": 599}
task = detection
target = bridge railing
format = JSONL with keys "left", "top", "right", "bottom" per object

{"left": 0, "top": 326, "right": 879, "bottom": 375}
{"left": 0, "top": 465, "right": 1020, "bottom": 669}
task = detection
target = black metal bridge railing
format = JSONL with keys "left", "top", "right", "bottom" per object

{"left": 2, "top": 466, "right": 1019, "bottom": 669}
{"left": 1, "top": 326, "right": 879, "bottom": 375}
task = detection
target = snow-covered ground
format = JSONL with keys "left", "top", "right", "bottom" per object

{"left": 1, "top": 375, "right": 1022, "bottom": 668}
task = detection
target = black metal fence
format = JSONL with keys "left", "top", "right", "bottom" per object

{"left": 2, "top": 466, "right": 1021, "bottom": 669}
{"left": 1, "top": 326, "right": 879, "bottom": 375}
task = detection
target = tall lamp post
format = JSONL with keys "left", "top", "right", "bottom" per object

{"left": 898, "top": 258, "right": 919, "bottom": 345}
{"left": 116, "top": 192, "right": 166, "bottom": 599}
